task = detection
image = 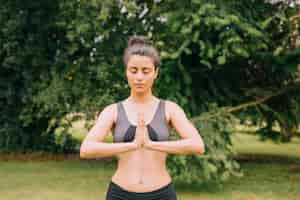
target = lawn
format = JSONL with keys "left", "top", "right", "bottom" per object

{"left": 1, "top": 133, "right": 300, "bottom": 200}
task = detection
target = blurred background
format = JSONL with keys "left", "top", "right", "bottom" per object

{"left": 1, "top": 0, "right": 300, "bottom": 199}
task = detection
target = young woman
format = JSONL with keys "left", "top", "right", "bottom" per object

{"left": 80, "top": 35, "right": 205, "bottom": 200}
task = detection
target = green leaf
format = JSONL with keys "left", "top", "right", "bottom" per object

{"left": 217, "top": 55, "right": 226, "bottom": 65}
{"left": 200, "top": 59, "right": 212, "bottom": 69}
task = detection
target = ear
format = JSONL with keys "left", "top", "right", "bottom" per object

{"left": 124, "top": 66, "right": 128, "bottom": 76}
{"left": 154, "top": 67, "right": 159, "bottom": 79}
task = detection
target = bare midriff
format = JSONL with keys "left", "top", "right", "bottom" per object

{"left": 111, "top": 147, "right": 172, "bottom": 193}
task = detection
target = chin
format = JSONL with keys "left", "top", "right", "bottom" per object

{"left": 134, "top": 88, "right": 148, "bottom": 93}
{"left": 135, "top": 89, "right": 145, "bottom": 93}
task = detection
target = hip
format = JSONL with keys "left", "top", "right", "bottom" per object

{"left": 105, "top": 180, "right": 177, "bottom": 200}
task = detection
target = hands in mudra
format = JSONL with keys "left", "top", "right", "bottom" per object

{"left": 132, "top": 112, "right": 152, "bottom": 149}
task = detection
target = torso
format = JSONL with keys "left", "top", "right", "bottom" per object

{"left": 110, "top": 97, "right": 173, "bottom": 192}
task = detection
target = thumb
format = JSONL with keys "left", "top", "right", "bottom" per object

{"left": 138, "top": 112, "right": 145, "bottom": 127}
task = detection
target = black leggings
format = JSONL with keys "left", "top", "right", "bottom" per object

{"left": 105, "top": 181, "right": 178, "bottom": 200}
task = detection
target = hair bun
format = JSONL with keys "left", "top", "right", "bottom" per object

{"left": 128, "top": 35, "right": 152, "bottom": 47}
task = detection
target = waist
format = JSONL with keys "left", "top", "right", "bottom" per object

{"left": 111, "top": 168, "right": 172, "bottom": 192}
{"left": 108, "top": 179, "right": 174, "bottom": 194}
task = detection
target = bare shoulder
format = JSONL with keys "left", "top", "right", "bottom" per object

{"left": 82, "top": 102, "right": 118, "bottom": 143}
{"left": 164, "top": 99, "right": 199, "bottom": 140}
{"left": 97, "top": 103, "right": 118, "bottom": 124}
{"left": 165, "top": 100, "right": 186, "bottom": 116}
{"left": 164, "top": 100, "right": 188, "bottom": 127}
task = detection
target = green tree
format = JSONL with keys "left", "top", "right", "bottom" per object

{"left": 1, "top": 0, "right": 299, "bottom": 186}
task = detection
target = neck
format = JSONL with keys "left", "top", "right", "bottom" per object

{"left": 128, "top": 89, "right": 155, "bottom": 104}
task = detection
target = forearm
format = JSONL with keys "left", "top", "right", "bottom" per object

{"left": 147, "top": 138, "right": 205, "bottom": 155}
{"left": 80, "top": 141, "right": 136, "bottom": 159}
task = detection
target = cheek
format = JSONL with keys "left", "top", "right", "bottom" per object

{"left": 126, "top": 71, "right": 132, "bottom": 80}
{"left": 126, "top": 73, "right": 136, "bottom": 87}
{"left": 146, "top": 75, "right": 156, "bottom": 85}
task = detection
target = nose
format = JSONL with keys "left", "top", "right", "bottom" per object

{"left": 136, "top": 71, "right": 144, "bottom": 81}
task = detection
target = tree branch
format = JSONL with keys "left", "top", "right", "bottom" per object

{"left": 193, "top": 81, "right": 300, "bottom": 121}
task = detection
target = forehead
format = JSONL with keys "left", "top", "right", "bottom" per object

{"left": 127, "top": 55, "right": 155, "bottom": 69}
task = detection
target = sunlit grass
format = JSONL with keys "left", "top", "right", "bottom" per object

{"left": 2, "top": 120, "right": 300, "bottom": 200}
{"left": 1, "top": 154, "right": 300, "bottom": 200}
{"left": 232, "top": 132, "right": 300, "bottom": 159}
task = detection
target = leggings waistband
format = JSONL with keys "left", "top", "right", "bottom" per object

{"left": 106, "top": 181, "right": 177, "bottom": 200}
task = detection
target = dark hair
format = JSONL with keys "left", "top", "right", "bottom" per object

{"left": 123, "top": 35, "right": 161, "bottom": 69}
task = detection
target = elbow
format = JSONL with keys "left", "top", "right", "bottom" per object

{"left": 80, "top": 150, "right": 88, "bottom": 159}
{"left": 197, "top": 137, "right": 205, "bottom": 154}
{"left": 197, "top": 144, "right": 205, "bottom": 154}
{"left": 79, "top": 143, "right": 91, "bottom": 159}
{"left": 80, "top": 147, "right": 88, "bottom": 159}
{"left": 80, "top": 148, "right": 95, "bottom": 159}
{"left": 194, "top": 145, "right": 205, "bottom": 154}
{"left": 193, "top": 141, "right": 205, "bottom": 154}
{"left": 79, "top": 141, "right": 106, "bottom": 159}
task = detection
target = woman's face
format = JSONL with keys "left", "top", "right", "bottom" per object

{"left": 126, "top": 55, "right": 158, "bottom": 93}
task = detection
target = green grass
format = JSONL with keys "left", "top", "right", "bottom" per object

{"left": 1, "top": 156, "right": 299, "bottom": 200}
{"left": 232, "top": 133, "right": 300, "bottom": 159}
{"left": 179, "top": 162, "right": 300, "bottom": 200}
{"left": 1, "top": 132, "right": 300, "bottom": 200}
{"left": 0, "top": 159, "right": 114, "bottom": 200}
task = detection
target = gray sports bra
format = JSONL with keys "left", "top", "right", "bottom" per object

{"left": 112, "top": 99, "right": 170, "bottom": 143}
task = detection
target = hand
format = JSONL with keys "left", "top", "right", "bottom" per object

{"left": 132, "top": 112, "right": 153, "bottom": 149}
{"left": 138, "top": 113, "right": 153, "bottom": 149}
{"left": 133, "top": 112, "right": 147, "bottom": 149}
{"left": 142, "top": 123, "right": 152, "bottom": 150}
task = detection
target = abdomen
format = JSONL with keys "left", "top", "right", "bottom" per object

{"left": 111, "top": 149, "right": 172, "bottom": 192}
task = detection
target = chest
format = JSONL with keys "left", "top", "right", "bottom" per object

{"left": 112, "top": 101, "right": 172, "bottom": 143}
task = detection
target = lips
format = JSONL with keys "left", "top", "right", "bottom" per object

{"left": 135, "top": 84, "right": 144, "bottom": 87}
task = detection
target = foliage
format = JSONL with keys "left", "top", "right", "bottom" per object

{"left": 168, "top": 103, "right": 242, "bottom": 187}
{"left": 1, "top": 0, "right": 299, "bottom": 185}
{"left": 0, "top": 1, "right": 62, "bottom": 152}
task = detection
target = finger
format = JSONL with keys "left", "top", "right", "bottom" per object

{"left": 138, "top": 113, "right": 145, "bottom": 126}
{"left": 136, "top": 113, "right": 140, "bottom": 126}
{"left": 137, "top": 113, "right": 142, "bottom": 126}
{"left": 141, "top": 118, "right": 145, "bottom": 126}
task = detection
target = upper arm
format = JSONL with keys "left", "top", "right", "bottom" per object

{"left": 166, "top": 100, "right": 201, "bottom": 140}
{"left": 82, "top": 103, "right": 116, "bottom": 143}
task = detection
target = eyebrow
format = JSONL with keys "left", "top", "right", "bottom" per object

{"left": 129, "top": 66, "right": 153, "bottom": 69}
